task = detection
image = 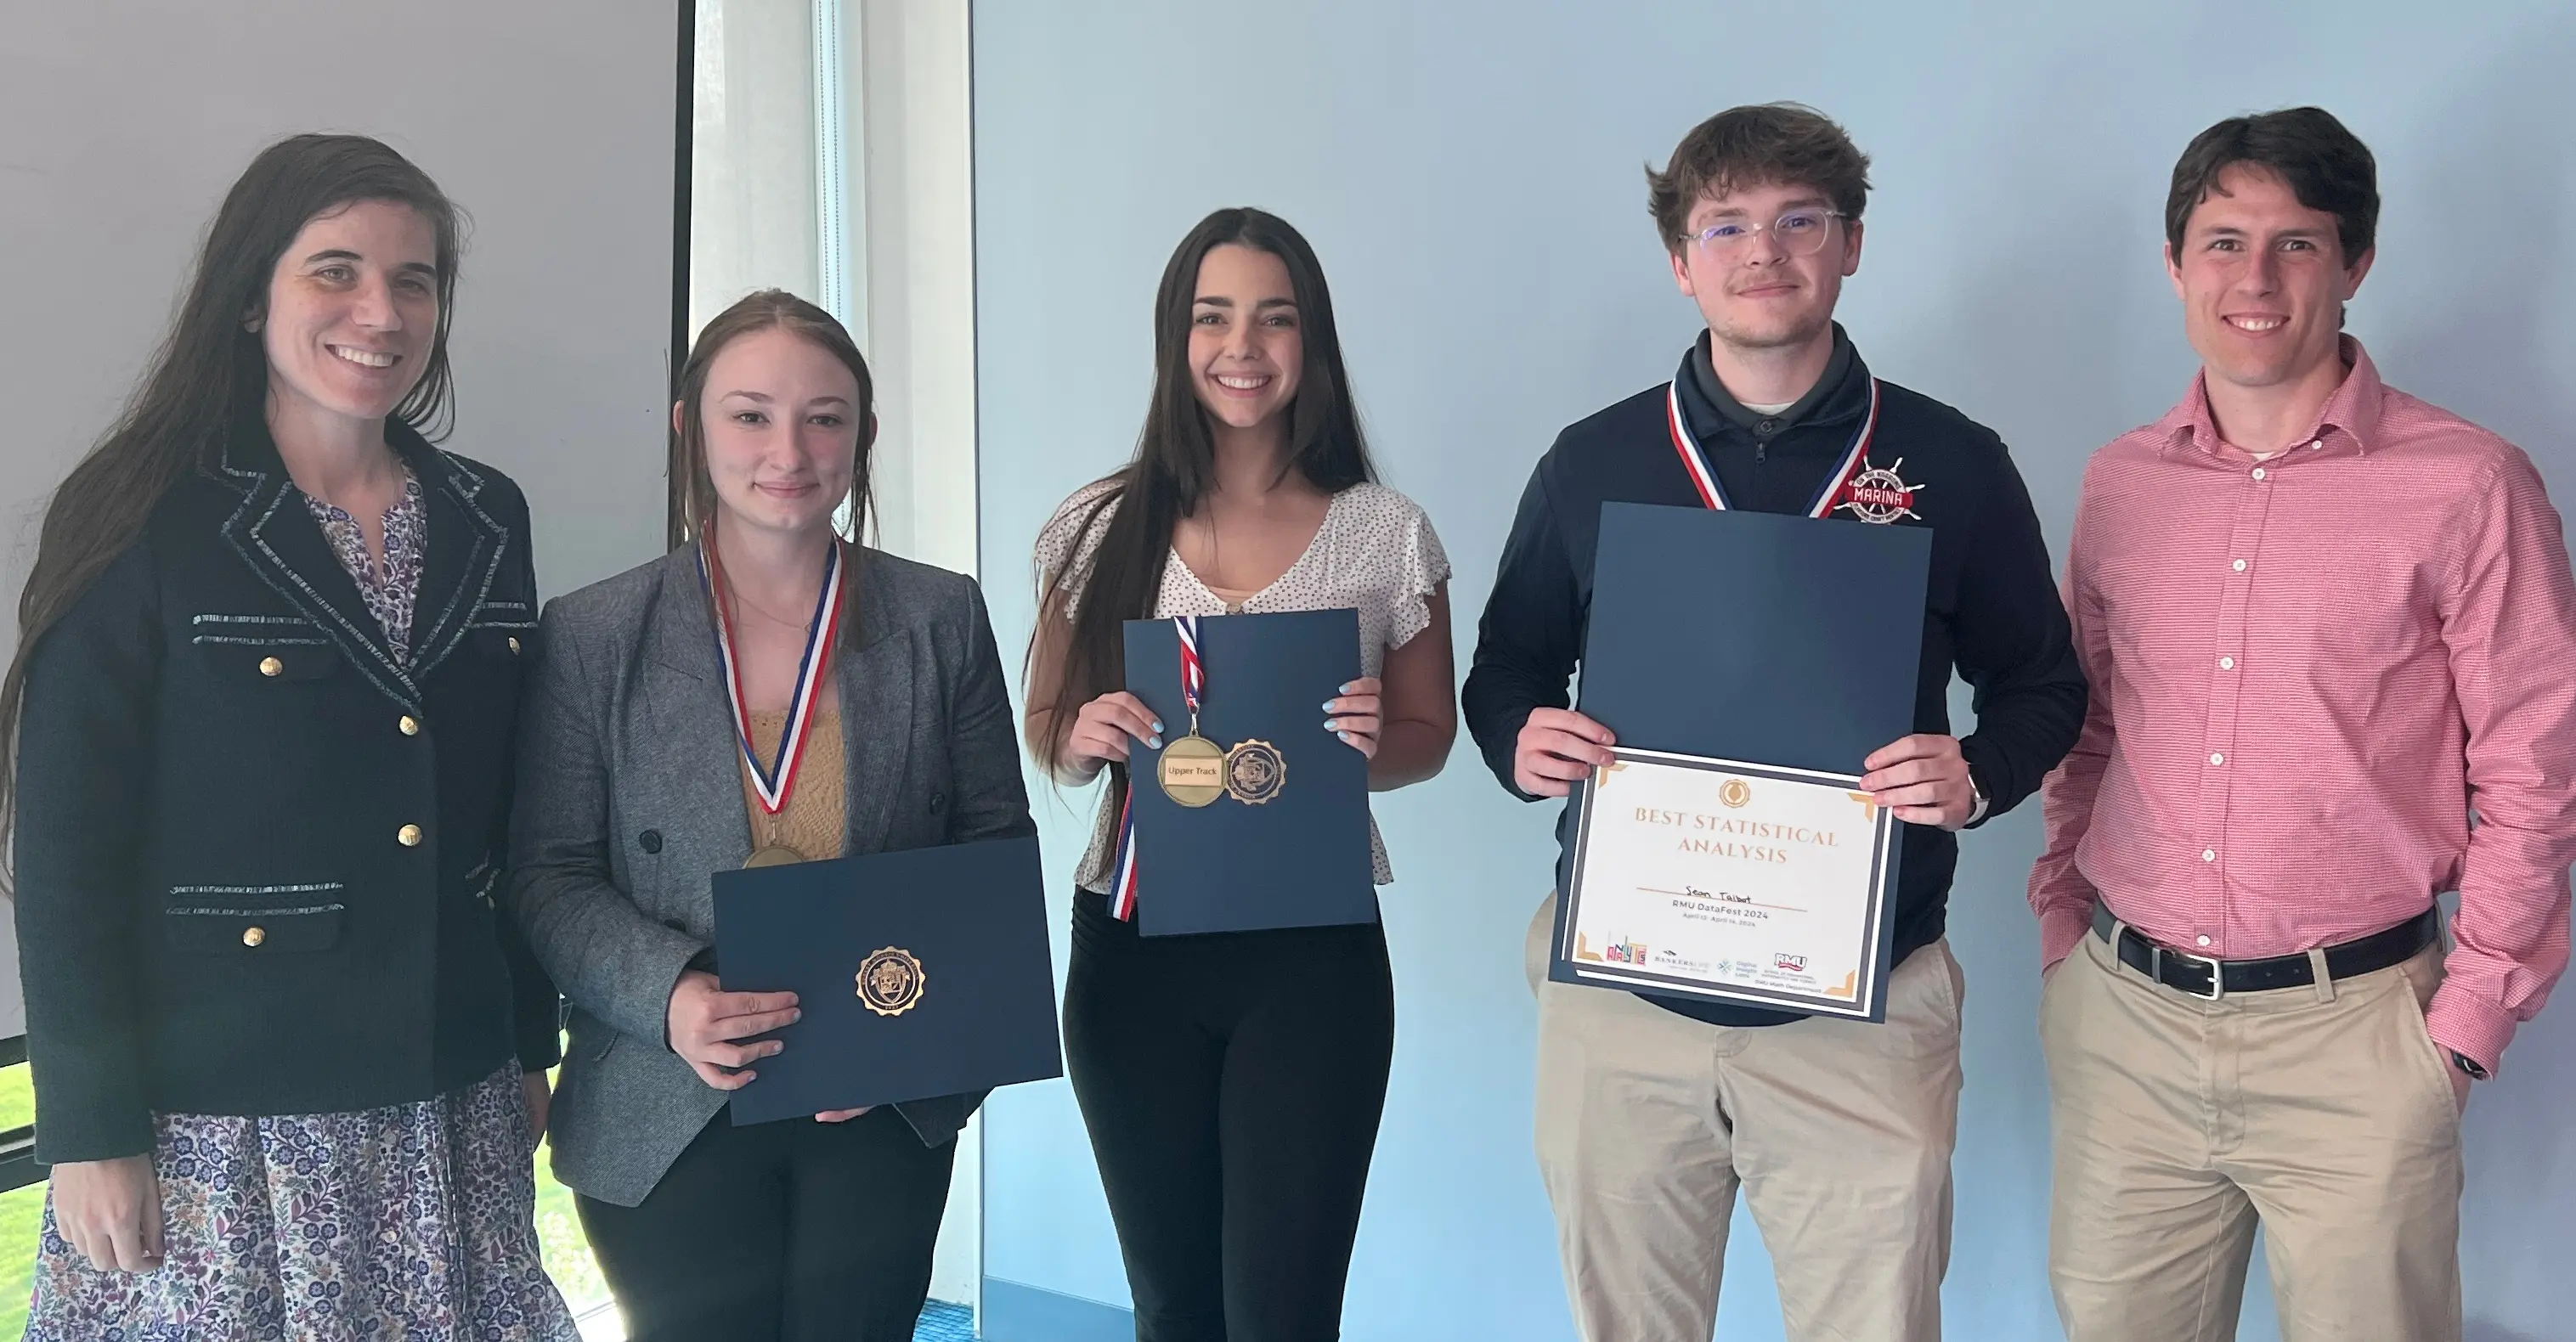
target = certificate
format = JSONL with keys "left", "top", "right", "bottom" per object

{"left": 1555, "top": 746, "right": 1900, "bottom": 1020}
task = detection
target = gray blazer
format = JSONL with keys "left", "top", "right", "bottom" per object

{"left": 507, "top": 544, "right": 1036, "bottom": 1208}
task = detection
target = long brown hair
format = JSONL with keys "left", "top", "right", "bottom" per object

{"left": 0, "top": 133, "right": 464, "bottom": 887}
{"left": 664, "top": 289, "right": 878, "bottom": 640}
{"left": 1028, "top": 207, "right": 1376, "bottom": 781}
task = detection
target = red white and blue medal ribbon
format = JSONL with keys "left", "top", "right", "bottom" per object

{"left": 1664, "top": 376, "right": 1881, "bottom": 516}
{"left": 1174, "top": 614, "right": 1206, "bottom": 720}
{"left": 1106, "top": 790, "right": 1142, "bottom": 920}
{"left": 1107, "top": 614, "right": 1201, "bottom": 921}
{"left": 699, "top": 531, "right": 845, "bottom": 816}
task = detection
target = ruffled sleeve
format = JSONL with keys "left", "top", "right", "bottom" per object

{"left": 1385, "top": 490, "right": 1452, "bottom": 651}
{"left": 1033, "top": 477, "right": 1123, "bottom": 619}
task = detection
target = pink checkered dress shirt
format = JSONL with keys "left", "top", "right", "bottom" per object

{"left": 2029, "top": 338, "right": 2576, "bottom": 1073}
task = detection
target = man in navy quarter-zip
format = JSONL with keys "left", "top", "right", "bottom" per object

{"left": 1464, "top": 103, "right": 2086, "bottom": 1342}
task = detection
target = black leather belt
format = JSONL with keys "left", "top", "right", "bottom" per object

{"left": 2090, "top": 901, "right": 2438, "bottom": 1001}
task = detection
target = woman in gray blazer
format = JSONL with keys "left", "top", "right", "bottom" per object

{"left": 508, "top": 290, "right": 1033, "bottom": 1342}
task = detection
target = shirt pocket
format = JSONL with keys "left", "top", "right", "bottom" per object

{"left": 466, "top": 601, "right": 537, "bottom": 657}
{"left": 188, "top": 624, "right": 342, "bottom": 683}
{"left": 164, "top": 883, "right": 348, "bottom": 954}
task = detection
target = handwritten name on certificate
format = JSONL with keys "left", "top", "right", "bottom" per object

{"left": 1559, "top": 747, "right": 1899, "bottom": 1019}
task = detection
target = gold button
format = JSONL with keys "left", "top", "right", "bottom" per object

{"left": 242, "top": 926, "right": 266, "bottom": 948}
{"left": 258, "top": 656, "right": 284, "bottom": 677}
{"left": 399, "top": 715, "right": 421, "bottom": 736}
{"left": 507, "top": 636, "right": 522, "bottom": 654}
{"left": 398, "top": 823, "right": 424, "bottom": 847}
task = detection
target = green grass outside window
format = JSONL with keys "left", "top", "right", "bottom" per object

{"left": 0, "top": 1051, "right": 611, "bottom": 1339}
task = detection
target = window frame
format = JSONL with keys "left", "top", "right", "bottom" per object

{"left": 0, "top": 1036, "right": 39, "bottom": 1195}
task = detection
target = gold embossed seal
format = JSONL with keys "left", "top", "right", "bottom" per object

{"left": 856, "top": 946, "right": 926, "bottom": 1017}
{"left": 1223, "top": 738, "right": 1287, "bottom": 805}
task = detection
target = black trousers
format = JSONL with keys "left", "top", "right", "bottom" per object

{"left": 574, "top": 1104, "right": 957, "bottom": 1342}
{"left": 1064, "top": 889, "right": 1397, "bottom": 1342}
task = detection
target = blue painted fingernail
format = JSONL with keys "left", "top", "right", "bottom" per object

{"left": 1152, "top": 719, "right": 1164, "bottom": 733}
{"left": 1338, "top": 730, "right": 1353, "bottom": 742}
{"left": 1148, "top": 736, "right": 1162, "bottom": 749}
{"left": 1340, "top": 682, "right": 1353, "bottom": 693}
{"left": 1322, "top": 700, "right": 1336, "bottom": 711}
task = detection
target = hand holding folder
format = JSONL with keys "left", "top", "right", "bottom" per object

{"left": 1547, "top": 503, "right": 1930, "bottom": 1020}
{"left": 1121, "top": 609, "right": 1376, "bottom": 936}
{"left": 712, "top": 836, "right": 1064, "bottom": 1125}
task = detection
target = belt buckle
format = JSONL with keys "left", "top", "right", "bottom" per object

{"left": 2151, "top": 944, "right": 2226, "bottom": 1001}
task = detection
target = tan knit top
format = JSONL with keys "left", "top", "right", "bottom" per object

{"left": 742, "top": 709, "right": 846, "bottom": 861}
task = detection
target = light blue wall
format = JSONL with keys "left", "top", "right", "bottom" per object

{"left": 970, "top": 3, "right": 2576, "bottom": 1339}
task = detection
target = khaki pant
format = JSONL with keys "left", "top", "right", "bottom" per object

{"left": 2041, "top": 920, "right": 2464, "bottom": 1342}
{"left": 1525, "top": 892, "right": 1963, "bottom": 1342}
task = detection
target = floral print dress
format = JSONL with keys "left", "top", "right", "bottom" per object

{"left": 24, "top": 471, "right": 579, "bottom": 1342}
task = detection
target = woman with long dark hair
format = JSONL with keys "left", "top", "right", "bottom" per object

{"left": 3, "top": 134, "right": 573, "bottom": 1338}
{"left": 1024, "top": 208, "right": 1457, "bottom": 1339}
{"left": 508, "top": 290, "right": 1034, "bottom": 1340}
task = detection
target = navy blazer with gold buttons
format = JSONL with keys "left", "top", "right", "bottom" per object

{"left": 12, "top": 419, "right": 561, "bottom": 1165}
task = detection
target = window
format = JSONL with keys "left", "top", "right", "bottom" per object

{"left": 686, "top": 0, "right": 838, "bottom": 341}
{"left": 681, "top": 0, "right": 980, "bottom": 579}
{"left": 0, "top": 1038, "right": 45, "bottom": 1340}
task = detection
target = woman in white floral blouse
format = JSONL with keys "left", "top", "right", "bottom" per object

{"left": 1024, "top": 207, "right": 1456, "bottom": 1340}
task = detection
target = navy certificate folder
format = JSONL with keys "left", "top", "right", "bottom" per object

{"left": 1556, "top": 501, "right": 1929, "bottom": 939}
{"left": 712, "top": 835, "right": 1064, "bottom": 1125}
{"left": 1121, "top": 609, "right": 1375, "bottom": 936}
{"left": 1578, "top": 501, "right": 1929, "bottom": 773}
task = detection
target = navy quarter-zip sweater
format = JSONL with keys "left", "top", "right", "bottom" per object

{"left": 1464, "top": 328, "right": 2087, "bottom": 1027}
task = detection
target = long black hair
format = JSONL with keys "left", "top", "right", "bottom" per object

{"left": 0, "top": 133, "right": 464, "bottom": 885}
{"left": 1029, "top": 207, "right": 1376, "bottom": 780}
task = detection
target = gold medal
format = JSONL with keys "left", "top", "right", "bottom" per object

{"left": 1158, "top": 732, "right": 1228, "bottom": 807}
{"left": 703, "top": 526, "right": 844, "bottom": 873}
{"left": 1223, "top": 737, "right": 1287, "bottom": 804}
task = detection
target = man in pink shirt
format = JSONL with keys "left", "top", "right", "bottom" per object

{"left": 2029, "top": 106, "right": 2576, "bottom": 1342}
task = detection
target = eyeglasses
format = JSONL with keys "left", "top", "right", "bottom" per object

{"left": 1680, "top": 209, "right": 1848, "bottom": 257}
